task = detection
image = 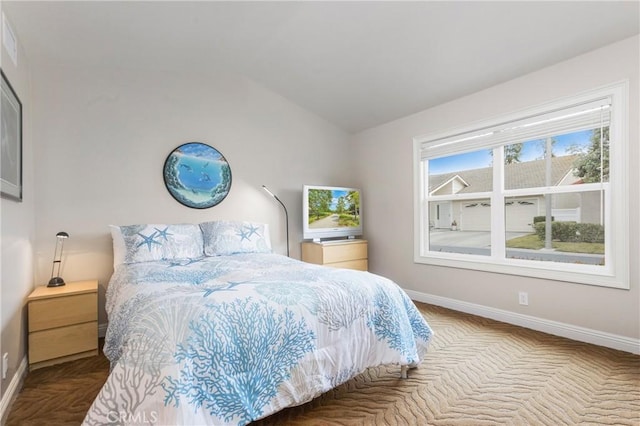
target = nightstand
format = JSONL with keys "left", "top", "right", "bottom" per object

{"left": 301, "top": 240, "right": 368, "bottom": 271}
{"left": 27, "top": 280, "right": 98, "bottom": 370}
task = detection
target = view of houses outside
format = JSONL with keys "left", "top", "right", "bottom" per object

{"left": 427, "top": 128, "right": 607, "bottom": 266}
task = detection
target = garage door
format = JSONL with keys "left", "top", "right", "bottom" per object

{"left": 459, "top": 198, "right": 538, "bottom": 232}
{"left": 460, "top": 201, "right": 491, "bottom": 231}
{"left": 506, "top": 198, "right": 538, "bottom": 232}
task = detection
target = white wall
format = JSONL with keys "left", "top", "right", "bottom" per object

{"left": 0, "top": 7, "right": 35, "bottom": 402}
{"left": 30, "top": 64, "right": 353, "bottom": 326}
{"left": 351, "top": 36, "right": 640, "bottom": 340}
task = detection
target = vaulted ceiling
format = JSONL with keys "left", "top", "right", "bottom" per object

{"left": 4, "top": 1, "right": 639, "bottom": 133}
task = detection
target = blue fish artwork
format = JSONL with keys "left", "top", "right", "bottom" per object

{"left": 163, "top": 142, "right": 232, "bottom": 209}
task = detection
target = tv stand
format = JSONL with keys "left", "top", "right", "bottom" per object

{"left": 301, "top": 240, "right": 368, "bottom": 271}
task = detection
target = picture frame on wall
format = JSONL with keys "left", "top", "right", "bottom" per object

{"left": 1, "top": 69, "right": 22, "bottom": 202}
{"left": 163, "top": 142, "right": 232, "bottom": 209}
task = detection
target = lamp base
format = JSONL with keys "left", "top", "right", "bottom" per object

{"left": 47, "top": 277, "right": 66, "bottom": 287}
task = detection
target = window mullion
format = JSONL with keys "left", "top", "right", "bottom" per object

{"left": 420, "top": 160, "right": 429, "bottom": 256}
{"left": 503, "top": 182, "right": 608, "bottom": 198}
{"left": 428, "top": 191, "right": 494, "bottom": 202}
{"left": 491, "top": 147, "right": 506, "bottom": 259}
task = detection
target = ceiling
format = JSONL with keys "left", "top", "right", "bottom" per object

{"left": 4, "top": 1, "right": 639, "bottom": 133}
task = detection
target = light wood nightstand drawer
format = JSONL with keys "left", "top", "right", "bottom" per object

{"left": 301, "top": 240, "right": 368, "bottom": 271}
{"left": 28, "top": 293, "right": 97, "bottom": 332}
{"left": 27, "top": 280, "right": 99, "bottom": 370}
{"left": 321, "top": 242, "right": 367, "bottom": 264}
{"left": 29, "top": 321, "right": 98, "bottom": 363}
{"left": 328, "top": 259, "right": 368, "bottom": 271}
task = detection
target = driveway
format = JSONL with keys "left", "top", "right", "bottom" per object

{"left": 429, "top": 229, "right": 529, "bottom": 248}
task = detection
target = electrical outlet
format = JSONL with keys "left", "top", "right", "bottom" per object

{"left": 2, "top": 353, "right": 8, "bottom": 379}
{"left": 519, "top": 292, "right": 529, "bottom": 306}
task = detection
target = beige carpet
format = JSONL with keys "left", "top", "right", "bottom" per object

{"left": 7, "top": 302, "right": 640, "bottom": 425}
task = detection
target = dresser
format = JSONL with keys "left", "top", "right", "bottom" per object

{"left": 27, "top": 280, "right": 99, "bottom": 370}
{"left": 301, "top": 239, "right": 368, "bottom": 271}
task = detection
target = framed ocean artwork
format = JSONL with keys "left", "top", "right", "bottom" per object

{"left": 163, "top": 142, "right": 232, "bottom": 208}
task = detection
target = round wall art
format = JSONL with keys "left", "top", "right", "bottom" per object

{"left": 163, "top": 142, "right": 232, "bottom": 209}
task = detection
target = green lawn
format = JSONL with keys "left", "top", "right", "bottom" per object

{"left": 506, "top": 234, "right": 604, "bottom": 254}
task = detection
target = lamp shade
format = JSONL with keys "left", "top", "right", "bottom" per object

{"left": 262, "top": 185, "right": 276, "bottom": 198}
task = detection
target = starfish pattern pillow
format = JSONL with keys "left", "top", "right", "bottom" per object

{"left": 200, "top": 220, "right": 272, "bottom": 256}
{"left": 110, "top": 223, "right": 204, "bottom": 265}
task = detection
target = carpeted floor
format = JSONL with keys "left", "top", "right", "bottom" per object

{"left": 6, "top": 302, "right": 640, "bottom": 425}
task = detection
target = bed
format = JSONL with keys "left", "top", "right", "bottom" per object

{"left": 83, "top": 221, "right": 433, "bottom": 426}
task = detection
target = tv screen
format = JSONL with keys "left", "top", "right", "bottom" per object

{"left": 303, "top": 185, "right": 363, "bottom": 241}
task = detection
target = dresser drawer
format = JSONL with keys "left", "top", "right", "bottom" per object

{"left": 329, "top": 259, "right": 368, "bottom": 271}
{"left": 301, "top": 240, "right": 368, "bottom": 271}
{"left": 322, "top": 242, "right": 367, "bottom": 264}
{"left": 28, "top": 293, "right": 97, "bottom": 332}
{"left": 29, "top": 321, "right": 98, "bottom": 363}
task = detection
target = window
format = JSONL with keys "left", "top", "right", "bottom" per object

{"left": 413, "top": 82, "right": 629, "bottom": 288}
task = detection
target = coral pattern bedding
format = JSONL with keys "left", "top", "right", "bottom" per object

{"left": 83, "top": 253, "right": 432, "bottom": 426}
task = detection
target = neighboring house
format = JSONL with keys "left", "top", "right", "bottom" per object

{"left": 429, "top": 155, "right": 600, "bottom": 232}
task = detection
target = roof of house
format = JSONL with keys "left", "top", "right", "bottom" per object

{"left": 429, "top": 155, "right": 580, "bottom": 194}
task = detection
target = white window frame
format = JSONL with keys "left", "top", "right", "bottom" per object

{"left": 413, "top": 82, "right": 629, "bottom": 289}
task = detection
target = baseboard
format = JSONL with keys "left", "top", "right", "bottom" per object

{"left": 405, "top": 289, "right": 640, "bottom": 355}
{"left": 0, "top": 355, "right": 28, "bottom": 423}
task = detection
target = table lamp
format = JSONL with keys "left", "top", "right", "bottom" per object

{"left": 48, "top": 231, "right": 69, "bottom": 287}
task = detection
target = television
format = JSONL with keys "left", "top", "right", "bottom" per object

{"left": 303, "top": 185, "right": 363, "bottom": 241}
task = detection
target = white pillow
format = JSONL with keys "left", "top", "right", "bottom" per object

{"left": 110, "top": 223, "right": 204, "bottom": 266}
{"left": 200, "top": 220, "right": 272, "bottom": 256}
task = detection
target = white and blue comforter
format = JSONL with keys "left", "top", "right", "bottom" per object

{"left": 83, "top": 253, "right": 432, "bottom": 425}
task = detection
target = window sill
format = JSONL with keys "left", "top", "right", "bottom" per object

{"left": 414, "top": 253, "right": 628, "bottom": 289}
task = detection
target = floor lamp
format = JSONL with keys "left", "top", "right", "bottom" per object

{"left": 262, "top": 185, "right": 289, "bottom": 257}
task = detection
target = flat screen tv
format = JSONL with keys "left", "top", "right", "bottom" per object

{"left": 303, "top": 185, "right": 363, "bottom": 241}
